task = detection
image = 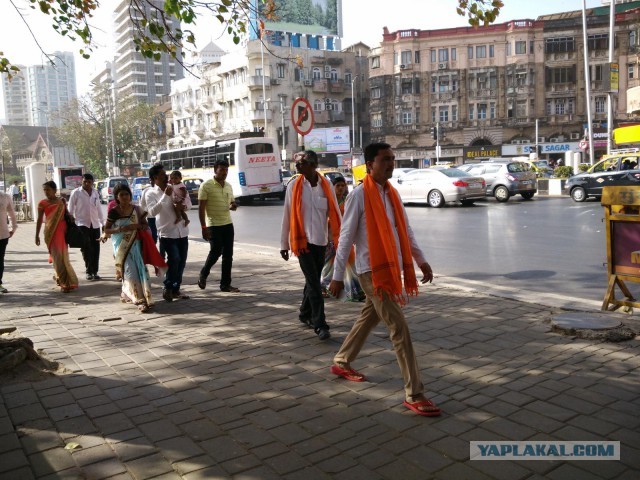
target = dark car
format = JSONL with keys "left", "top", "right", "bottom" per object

{"left": 564, "top": 153, "right": 640, "bottom": 202}
{"left": 183, "top": 177, "right": 204, "bottom": 205}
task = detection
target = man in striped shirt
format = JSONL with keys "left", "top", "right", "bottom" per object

{"left": 197, "top": 159, "right": 240, "bottom": 293}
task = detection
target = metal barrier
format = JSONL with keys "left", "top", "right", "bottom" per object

{"left": 13, "top": 201, "right": 32, "bottom": 222}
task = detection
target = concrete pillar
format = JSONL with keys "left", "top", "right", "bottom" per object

{"left": 25, "top": 162, "right": 46, "bottom": 221}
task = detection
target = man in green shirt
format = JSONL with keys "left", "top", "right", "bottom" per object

{"left": 198, "top": 160, "right": 240, "bottom": 292}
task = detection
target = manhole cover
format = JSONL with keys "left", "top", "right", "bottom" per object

{"left": 552, "top": 312, "right": 623, "bottom": 330}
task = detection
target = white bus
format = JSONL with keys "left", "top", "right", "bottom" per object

{"left": 156, "top": 132, "right": 284, "bottom": 202}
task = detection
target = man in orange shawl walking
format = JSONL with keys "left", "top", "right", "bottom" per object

{"left": 281, "top": 150, "right": 342, "bottom": 341}
{"left": 328, "top": 142, "right": 441, "bottom": 417}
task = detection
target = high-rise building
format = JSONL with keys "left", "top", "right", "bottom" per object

{"left": 1, "top": 66, "right": 30, "bottom": 125}
{"left": 113, "top": 0, "right": 184, "bottom": 104}
{"left": 27, "top": 52, "right": 77, "bottom": 129}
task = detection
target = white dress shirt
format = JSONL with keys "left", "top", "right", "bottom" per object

{"left": 333, "top": 181, "right": 426, "bottom": 282}
{"left": 280, "top": 175, "right": 341, "bottom": 250}
{"left": 145, "top": 185, "right": 191, "bottom": 239}
{"left": 68, "top": 187, "right": 105, "bottom": 229}
{"left": 140, "top": 186, "right": 155, "bottom": 218}
{"left": 0, "top": 192, "right": 17, "bottom": 240}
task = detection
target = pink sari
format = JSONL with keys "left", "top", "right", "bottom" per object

{"left": 38, "top": 199, "right": 78, "bottom": 290}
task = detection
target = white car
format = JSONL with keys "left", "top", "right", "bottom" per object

{"left": 392, "top": 168, "right": 416, "bottom": 179}
{"left": 392, "top": 167, "right": 486, "bottom": 207}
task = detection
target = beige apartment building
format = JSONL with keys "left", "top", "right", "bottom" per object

{"left": 368, "top": 3, "right": 640, "bottom": 166}
{"left": 170, "top": 39, "right": 369, "bottom": 167}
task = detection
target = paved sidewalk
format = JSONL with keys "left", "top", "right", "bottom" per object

{"left": 1, "top": 222, "right": 639, "bottom": 479}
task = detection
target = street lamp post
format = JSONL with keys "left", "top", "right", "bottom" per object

{"left": 267, "top": 98, "right": 288, "bottom": 158}
{"left": 37, "top": 106, "right": 53, "bottom": 175}
{"left": 351, "top": 75, "right": 359, "bottom": 152}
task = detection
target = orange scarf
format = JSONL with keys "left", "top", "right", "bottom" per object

{"left": 290, "top": 173, "right": 341, "bottom": 256}
{"left": 363, "top": 174, "right": 418, "bottom": 304}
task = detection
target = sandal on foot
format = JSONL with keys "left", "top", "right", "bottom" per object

{"left": 330, "top": 364, "right": 366, "bottom": 382}
{"left": 138, "top": 304, "right": 151, "bottom": 313}
{"left": 403, "top": 399, "right": 441, "bottom": 417}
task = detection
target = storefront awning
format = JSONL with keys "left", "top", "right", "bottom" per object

{"left": 613, "top": 125, "right": 640, "bottom": 145}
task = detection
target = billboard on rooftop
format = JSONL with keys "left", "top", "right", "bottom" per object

{"left": 256, "top": 0, "right": 342, "bottom": 37}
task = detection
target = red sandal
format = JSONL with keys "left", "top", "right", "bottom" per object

{"left": 403, "top": 399, "right": 441, "bottom": 417}
{"left": 330, "top": 364, "right": 366, "bottom": 382}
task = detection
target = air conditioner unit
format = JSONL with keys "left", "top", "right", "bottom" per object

{"left": 271, "top": 78, "right": 282, "bottom": 85}
{"left": 324, "top": 65, "right": 331, "bottom": 72}
{"left": 438, "top": 63, "right": 447, "bottom": 70}
{"left": 325, "top": 104, "right": 333, "bottom": 111}
{"left": 324, "top": 72, "right": 332, "bottom": 78}
{"left": 537, "top": 136, "right": 545, "bottom": 143}
{"left": 303, "top": 80, "right": 312, "bottom": 86}
{"left": 400, "top": 64, "right": 407, "bottom": 69}
{"left": 570, "top": 132, "right": 580, "bottom": 140}
{"left": 550, "top": 137, "right": 559, "bottom": 143}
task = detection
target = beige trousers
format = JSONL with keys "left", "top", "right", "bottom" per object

{"left": 333, "top": 271, "right": 424, "bottom": 401}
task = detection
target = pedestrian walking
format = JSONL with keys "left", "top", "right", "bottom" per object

{"left": 146, "top": 164, "right": 191, "bottom": 302}
{"left": 328, "top": 142, "right": 440, "bottom": 417}
{"left": 8, "top": 181, "right": 20, "bottom": 204}
{"left": 35, "top": 181, "right": 78, "bottom": 293}
{"left": 68, "top": 173, "right": 105, "bottom": 280}
{"left": 280, "top": 150, "right": 342, "bottom": 341}
{"left": 0, "top": 189, "right": 17, "bottom": 293}
{"left": 320, "top": 175, "right": 365, "bottom": 302}
{"left": 140, "top": 174, "right": 158, "bottom": 243}
{"left": 197, "top": 160, "right": 240, "bottom": 293}
{"left": 105, "top": 183, "right": 161, "bottom": 313}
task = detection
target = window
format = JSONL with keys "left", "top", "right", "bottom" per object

{"left": 431, "top": 79, "right": 437, "bottom": 93}
{"left": 255, "top": 67, "right": 263, "bottom": 76}
{"left": 514, "top": 41, "right": 526, "bottom": 55}
{"left": 330, "top": 68, "right": 338, "bottom": 81}
{"left": 439, "top": 106, "right": 449, "bottom": 122}
{"left": 371, "top": 87, "right": 381, "bottom": 99}
{"left": 451, "top": 48, "right": 456, "bottom": 61}
{"left": 415, "top": 108, "right": 420, "bottom": 124}
{"left": 344, "top": 73, "right": 352, "bottom": 84}
{"left": 439, "top": 79, "right": 449, "bottom": 92}
{"left": 490, "top": 102, "right": 496, "bottom": 119}
{"left": 401, "top": 50, "right": 412, "bottom": 65}
{"left": 546, "top": 66, "right": 576, "bottom": 84}
{"left": 591, "top": 64, "right": 603, "bottom": 82}
{"left": 452, "top": 105, "right": 458, "bottom": 121}
{"left": 469, "top": 104, "right": 474, "bottom": 120}
{"left": 371, "top": 112, "right": 382, "bottom": 127}
{"left": 371, "top": 57, "right": 380, "bottom": 69}
{"left": 401, "top": 80, "right": 413, "bottom": 94}
{"left": 277, "top": 64, "right": 285, "bottom": 78}
{"left": 588, "top": 33, "right": 609, "bottom": 50}
{"left": 312, "top": 67, "right": 321, "bottom": 79}
{"left": 595, "top": 96, "right": 606, "bottom": 114}
{"left": 415, "top": 50, "right": 420, "bottom": 64}
{"left": 402, "top": 111, "right": 412, "bottom": 124}
{"left": 314, "top": 99, "right": 322, "bottom": 111}
{"left": 431, "top": 50, "right": 436, "bottom": 63}
{"left": 489, "top": 45, "right": 494, "bottom": 58}
{"left": 438, "top": 48, "right": 449, "bottom": 62}
{"left": 546, "top": 97, "right": 575, "bottom": 115}
{"left": 476, "top": 45, "right": 486, "bottom": 58}
{"left": 545, "top": 37, "right": 575, "bottom": 53}
{"left": 468, "top": 46, "right": 473, "bottom": 59}
{"left": 431, "top": 107, "right": 436, "bottom": 123}
{"left": 630, "top": 30, "right": 637, "bottom": 47}
{"left": 477, "top": 103, "right": 487, "bottom": 119}
{"left": 506, "top": 42, "right": 511, "bottom": 56}
{"left": 516, "top": 100, "right": 527, "bottom": 117}
{"left": 530, "top": 40, "right": 534, "bottom": 54}
{"left": 629, "top": 64, "right": 635, "bottom": 79}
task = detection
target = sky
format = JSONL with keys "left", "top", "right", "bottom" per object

{"left": 0, "top": 0, "right": 604, "bottom": 117}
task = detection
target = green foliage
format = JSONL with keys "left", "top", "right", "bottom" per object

{"left": 457, "top": 0, "right": 504, "bottom": 27}
{"left": 578, "top": 163, "right": 590, "bottom": 172}
{"left": 553, "top": 166, "right": 574, "bottom": 178}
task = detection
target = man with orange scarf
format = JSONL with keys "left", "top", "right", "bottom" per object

{"left": 281, "top": 150, "right": 342, "bottom": 341}
{"left": 328, "top": 142, "right": 440, "bottom": 417}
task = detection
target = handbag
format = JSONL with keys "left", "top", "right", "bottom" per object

{"left": 64, "top": 209, "right": 85, "bottom": 248}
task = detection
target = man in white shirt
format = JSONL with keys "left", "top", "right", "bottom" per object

{"left": 8, "top": 181, "right": 20, "bottom": 203}
{"left": 68, "top": 173, "right": 105, "bottom": 281}
{"left": 140, "top": 173, "right": 158, "bottom": 243}
{"left": 328, "top": 142, "right": 440, "bottom": 417}
{"left": 146, "top": 164, "right": 192, "bottom": 302}
{"left": 280, "top": 150, "right": 339, "bottom": 341}
{"left": 0, "top": 190, "right": 17, "bottom": 293}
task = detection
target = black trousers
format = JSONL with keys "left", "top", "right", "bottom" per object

{"left": 297, "top": 243, "right": 329, "bottom": 332}
{"left": 0, "top": 237, "right": 7, "bottom": 284}
{"left": 200, "top": 223, "right": 234, "bottom": 289}
{"left": 79, "top": 226, "right": 101, "bottom": 275}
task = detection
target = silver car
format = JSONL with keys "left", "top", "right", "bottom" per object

{"left": 392, "top": 167, "right": 486, "bottom": 207}
{"left": 458, "top": 161, "right": 537, "bottom": 202}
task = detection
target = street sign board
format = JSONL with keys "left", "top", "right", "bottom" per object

{"left": 291, "top": 97, "right": 314, "bottom": 136}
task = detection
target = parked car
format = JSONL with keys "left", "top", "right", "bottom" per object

{"left": 96, "top": 180, "right": 106, "bottom": 199}
{"left": 457, "top": 160, "right": 537, "bottom": 202}
{"left": 281, "top": 170, "right": 294, "bottom": 186}
{"left": 183, "top": 177, "right": 204, "bottom": 205}
{"left": 391, "top": 167, "right": 486, "bottom": 207}
{"left": 564, "top": 153, "right": 640, "bottom": 202}
{"left": 131, "top": 176, "right": 150, "bottom": 204}
{"left": 100, "top": 176, "right": 129, "bottom": 204}
{"left": 392, "top": 168, "right": 416, "bottom": 179}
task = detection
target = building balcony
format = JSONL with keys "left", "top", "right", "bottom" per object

{"left": 505, "top": 117, "right": 535, "bottom": 126}
{"left": 430, "top": 91, "right": 456, "bottom": 103}
{"left": 393, "top": 124, "right": 420, "bottom": 133}
{"left": 314, "top": 111, "right": 329, "bottom": 123}
{"left": 247, "top": 76, "right": 271, "bottom": 89}
{"left": 506, "top": 85, "right": 535, "bottom": 96}
{"left": 313, "top": 79, "right": 328, "bottom": 93}
{"left": 547, "top": 114, "right": 577, "bottom": 124}
{"left": 546, "top": 83, "right": 576, "bottom": 96}
{"left": 545, "top": 51, "right": 576, "bottom": 61}
{"left": 468, "top": 89, "right": 497, "bottom": 99}
{"left": 329, "top": 80, "right": 344, "bottom": 93}
{"left": 329, "top": 110, "right": 345, "bottom": 122}
{"left": 248, "top": 109, "right": 273, "bottom": 121}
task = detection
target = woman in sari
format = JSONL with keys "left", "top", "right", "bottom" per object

{"left": 35, "top": 181, "right": 79, "bottom": 293}
{"left": 321, "top": 176, "right": 365, "bottom": 302}
{"left": 105, "top": 183, "right": 156, "bottom": 312}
